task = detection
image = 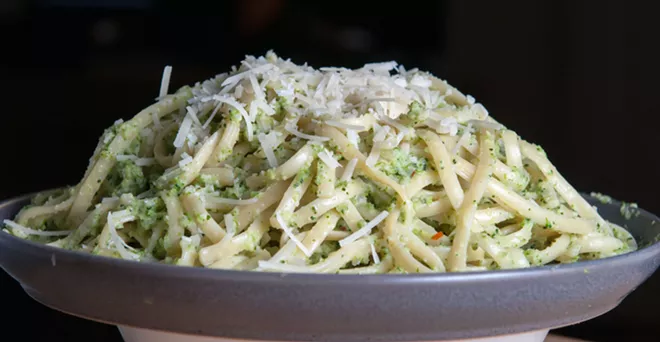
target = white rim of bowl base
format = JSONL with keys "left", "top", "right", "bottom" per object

{"left": 117, "top": 325, "right": 550, "bottom": 342}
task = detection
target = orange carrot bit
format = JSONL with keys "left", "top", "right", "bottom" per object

{"left": 431, "top": 232, "right": 444, "bottom": 240}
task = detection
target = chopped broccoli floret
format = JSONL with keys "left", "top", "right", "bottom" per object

{"left": 102, "top": 160, "right": 148, "bottom": 197}
{"left": 376, "top": 148, "right": 428, "bottom": 183}
{"left": 399, "top": 101, "right": 428, "bottom": 126}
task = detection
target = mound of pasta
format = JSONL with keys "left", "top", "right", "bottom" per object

{"left": 3, "top": 52, "right": 636, "bottom": 273}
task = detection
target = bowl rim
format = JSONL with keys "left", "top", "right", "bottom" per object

{"left": 2, "top": 188, "right": 660, "bottom": 285}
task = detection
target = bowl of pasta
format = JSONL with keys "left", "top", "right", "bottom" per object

{"left": 1, "top": 52, "right": 659, "bottom": 342}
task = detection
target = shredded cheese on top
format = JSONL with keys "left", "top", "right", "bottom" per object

{"left": 212, "top": 95, "right": 254, "bottom": 141}
{"left": 5, "top": 50, "right": 637, "bottom": 274}
{"left": 284, "top": 122, "right": 330, "bottom": 142}
{"left": 452, "top": 123, "right": 473, "bottom": 155}
{"left": 186, "top": 106, "right": 202, "bottom": 126}
{"left": 173, "top": 116, "right": 193, "bottom": 148}
{"left": 178, "top": 153, "right": 193, "bottom": 167}
{"left": 106, "top": 212, "right": 139, "bottom": 260}
{"left": 346, "top": 129, "right": 359, "bottom": 148}
{"left": 276, "top": 212, "right": 311, "bottom": 257}
{"left": 339, "top": 211, "right": 389, "bottom": 247}
{"left": 366, "top": 125, "right": 389, "bottom": 166}
{"left": 257, "top": 133, "right": 280, "bottom": 168}
{"left": 4, "top": 220, "right": 72, "bottom": 237}
{"left": 340, "top": 158, "right": 358, "bottom": 182}
{"left": 324, "top": 120, "right": 366, "bottom": 131}
{"left": 159, "top": 65, "right": 173, "bottom": 98}
{"left": 370, "top": 239, "right": 380, "bottom": 264}
{"left": 224, "top": 213, "right": 236, "bottom": 236}
{"left": 318, "top": 149, "right": 342, "bottom": 169}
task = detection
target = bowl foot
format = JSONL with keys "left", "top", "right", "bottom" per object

{"left": 117, "top": 326, "right": 549, "bottom": 342}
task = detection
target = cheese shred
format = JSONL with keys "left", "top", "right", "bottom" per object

{"left": 4, "top": 51, "right": 637, "bottom": 274}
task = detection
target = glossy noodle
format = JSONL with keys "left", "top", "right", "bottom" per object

{"left": 3, "top": 52, "right": 636, "bottom": 273}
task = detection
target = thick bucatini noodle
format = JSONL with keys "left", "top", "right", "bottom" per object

{"left": 3, "top": 52, "right": 636, "bottom": 273}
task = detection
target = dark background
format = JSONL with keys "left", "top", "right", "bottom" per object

{"left": 1, "top": 0, "right": 659, "bottom": 341}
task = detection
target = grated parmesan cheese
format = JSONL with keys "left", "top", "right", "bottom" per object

{"left": 275, "top": 212, "right": 311, "bottom": 257}
{"left": 224, "top": 213, "right": 236, "bottom": 236}
{"left": 173, "top": 115, "right": 193, "bottom": 148}
{"left": 4, "top": 219, "right": 73, "bottom": 237}
{"left": 135, "top": 158, "right": 155, "bottom": 166}
{"left": 178, "top": 152, "right": 193, "bottom": 167}
{"left": 213, "top": 95, "right": 254, "bottom": 141}
{"left": 203, "top": 102, "right": 223, "bottom": 129}
{"left": 116, "top": 154, "right": 137, "bottom": 162}
{"left": 366, "top": 125, "right": 389, "bottom": 166}
{"left": 285, "top": 122, "right": 330, "bottom": 142}
{"left": 317, "top": 149, "right": 342, "bottom": 169}
{"left": 106, "top": 212, "right": 139, "bottom": 260}
{"left": 373, "top": 125, "right": 389, "bottom": 143}
{"left": 410, "top": 75, "right": 432, "bottom": 88}
{"left": 340, "top": 158, "right": 358, "bottom": 182}
{"left": 452, "top": 123, "right": 473, "bottom": 155}
{"left": 472, "top": 103, "right": 489, "bottom": 118}
{"left": 346, "top": 129, "right": 359, "bottom": 148}
{"left": 426, "top": 110, "right": 445, "bottom": 121}
{"left": 257, "top": 133, "right": 279, "bottom": 168}
{"left": 323, "top": 120, "right": 366, "bottom": 131}
{"left": 361, "top": 61, "right": 398, "bottom": 72}
{"left": 221, "top": 64, "right": 274, "bottom": 88}
{"left": 365, "top": 150, "right": 380, "bottom": 167}
{"left": 7, "top": 50, "right": 639, "bottom": 275}
{"left": 234, "top": 84, "right": 244, "bottom": 98}
{"left": 426, "top": 117, "right": 459, "bottom": 136}
{"left": 378, "top": 115, "right": 411, "bottom": 135}
{"left": 249, "top": 73, "right": 265, "bottom": 102}
{"left": 339, "top": 211, "right": 389, "bottom": 247}
{"left": 115, "top": 155, "right": 155, "bottom": 167}
{"left": 159, "top": 65, "right": 173, "bottom": 98}
{"left": 467, "top": 119, "right": 503, "bottom": 131}
{"left": 186, "top": 106, "right": 202, "bottom": 126}
{"left": 99, "top": 197, "right": 118, "bottom": 206}
{"left": 369, "top": 239, "right": 380, "bottom": 264}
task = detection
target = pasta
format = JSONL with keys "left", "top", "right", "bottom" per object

{"left": 2, "top": 52, "right": 637, "bottom": 273}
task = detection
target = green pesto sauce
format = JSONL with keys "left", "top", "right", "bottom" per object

{"left": 101, "top": 160, "right": 148, "bottom": 197}
{"left": 399, "top": 101, "right": 428, "bottom": 126}
{"left": 129, "top": 197, "right": 166, "bottom": 232}
{"left": 375, "top": 148, "right": 428, "bottom": 183}
{"left": 309, "top": 240, "right": 340, "bottom": 264}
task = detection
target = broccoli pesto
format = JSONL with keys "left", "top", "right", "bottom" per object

{"left": 2, "top": 51, "right": 640, "bottom": 274}
{"left": 399, "top": 101, "right": 428, "bottom": 126}
{"left": 375, "top": 148, "right": 428, "bottom": 183}
{"left": 101, "top": 160, "right": 148, "bottom": 197}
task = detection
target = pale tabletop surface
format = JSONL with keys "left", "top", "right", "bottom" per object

{"left": 546, "top": 335, "right": 591, "bottom": 342}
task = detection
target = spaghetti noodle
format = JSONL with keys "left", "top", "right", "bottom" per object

{"left": 3, "top": 52, "right": 637, "bottom": 273}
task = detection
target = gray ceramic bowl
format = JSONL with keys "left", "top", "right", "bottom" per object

{"left": 1, "top": 192, "right": 659, "bottom": 341}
